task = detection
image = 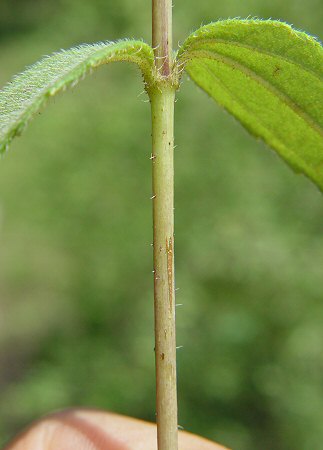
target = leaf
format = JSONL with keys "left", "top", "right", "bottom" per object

{"left": 0, "top": 39, "right": 154, "bottom": 153}
{"left": 178, "top": 19, "right": 323, "bottom": 191}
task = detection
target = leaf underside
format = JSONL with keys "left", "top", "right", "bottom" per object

{"left": 0, "top": 39, "right": 154, "bottom": 154}
{"left": 178, "top": 19, "right": 323, "bottom": 191}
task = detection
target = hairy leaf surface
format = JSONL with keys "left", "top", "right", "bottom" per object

{"left": 0, "top": 40, "right": 154, "bottom": 153}
{"left": 178, "top": 20, "right": 323, "bottom": 190}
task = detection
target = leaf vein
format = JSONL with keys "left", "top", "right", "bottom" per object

{"left": 182, "top": 38, "right": 323, "bottom": 82}
{"left": 187, "top": 49, "right": 323, "bottom": 138}
{"left": 191, "top": 60, "right": 316, "bottom": 175}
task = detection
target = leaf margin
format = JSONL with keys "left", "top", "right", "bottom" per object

{"left": 176, "top": 18, "right": 323, "bottom": 191}
{"left": 0, "top": 39, "right": 155, "bottom": 154}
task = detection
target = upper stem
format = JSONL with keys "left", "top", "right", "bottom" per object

{"left": 152, "top": 0, "right": 173, "bottom": 77}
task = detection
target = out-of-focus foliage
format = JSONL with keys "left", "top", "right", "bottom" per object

{"left": 0, "top": 1, "right": 322, "bottom": 450}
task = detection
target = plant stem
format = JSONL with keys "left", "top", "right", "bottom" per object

{"left": 151, "top": 3, "right": 177, "bottom": 449}
{"left": 152, "top": 0, "right": 172, "bottom": 77}
{"left": 151, "top": 83, "right": 178, "bottom": 450}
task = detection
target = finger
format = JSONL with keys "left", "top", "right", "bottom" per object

{"left": 4, "top": 408, "right": 229, "bottom": 450}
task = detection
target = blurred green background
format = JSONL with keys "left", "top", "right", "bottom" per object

{"left": 0, "top": 1, "right": 322, "bottom": 449}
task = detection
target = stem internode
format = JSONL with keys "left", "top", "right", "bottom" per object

{"left": 150, "top": 83, "right": 178, "bottom": 450}
{"left": 152, "top": 0, "right": 173, "bottom": 77}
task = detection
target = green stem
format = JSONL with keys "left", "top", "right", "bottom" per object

{"left": 150, "top": 82, "right": 178, "bottom": 450}
{"left": 152, "top": 0, "right": 172, "bottom": 77}
{"left": 151, "top": 2, "right": 177, "bottom": 449}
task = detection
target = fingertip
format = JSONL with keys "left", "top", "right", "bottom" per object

{"left": 4, "top": 409, "right": 128, "bottom": 450}
{"left": 4, "top": 408, "right": 229, "bottom": 450}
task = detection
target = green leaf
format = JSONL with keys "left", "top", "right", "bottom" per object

{"left": 0, "top": 39, "right": 154, "bottom": 153}
{"left": 178, "top": 19, "right": 323, "bottom": 190}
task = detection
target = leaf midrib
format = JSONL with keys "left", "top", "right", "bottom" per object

{"left": 195, "top": 58, "right": 311, "bottom": 170}
{"left": 180, "top": 38, "right": 323, "bottom": 82}
{"left": 186, "top": 49, "right": 323, "bottom": 139}
{"left": 188, "top": 59, "right": 321, "bottom": 184}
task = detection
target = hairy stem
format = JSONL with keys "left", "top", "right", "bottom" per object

{"left": 152, "top": 0, "right": 173, "bottom": 77}
{"left": 151, "top": 2, "right": 177, "bottom": 449}
{"left": 150, "top": 82, "right": 178, "bottom": 450}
